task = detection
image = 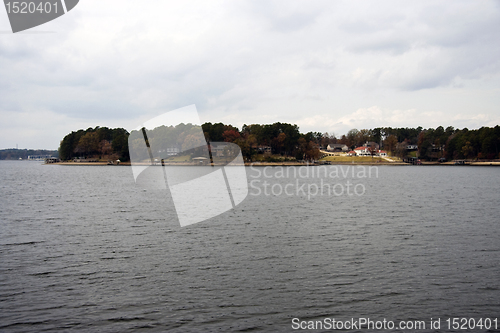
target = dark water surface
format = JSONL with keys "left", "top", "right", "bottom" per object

{"left": 1, "top": 161, "right": 499, "bottom": 332}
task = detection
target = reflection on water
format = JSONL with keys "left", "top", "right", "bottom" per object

{"left": 0, "top": 161, "right": 499, "bottom": 332}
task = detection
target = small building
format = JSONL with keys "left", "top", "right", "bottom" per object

{"left": 165, "top": 147, "right": 180, "bottom": 156}
{"left": 327, "top": 144, "right": 349, "bottom": 152}
{"left": 45, "top": 157, "right": 60, "bottom": 163}
{"left": 211, "top": 145, "right": 226, "bottom": 157}
{"left": 431, "top": 144, "right": 445, "bottom": 152}
{"left": 404, "top": 157, "right": 422, "bottom": 165}
{"left": 353, "top": 146, "right": 387, "bottom": 156}
{"left": 257, "top": 146, "right": 272, "bottom": 154}
{"left": 29, "top": 155, "right": 53, "bottom": 161}
{"left": 211, "top": 144, "right": 239, "bottom": 158}
{"left": 192, "top": 157, "right": 209, "bottom": 165}
{"left": 354, "top": 147, "right": 370, "bottom": 156}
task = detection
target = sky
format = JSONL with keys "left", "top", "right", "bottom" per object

{"left": 1, "top": 0, "right": 500, "bottom": 149}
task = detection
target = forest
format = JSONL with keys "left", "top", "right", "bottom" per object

{"left": 204, "top": 124, "right": 500, "bottom": 161}
{"left": 58, "top": 124, "right": 500, "bottom": 162}
{"left": 58, "top": 127, "right": 130, "bottom": 161}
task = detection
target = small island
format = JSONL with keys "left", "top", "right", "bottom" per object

{"left": 50, "top": 124, "right": 500, "bottom": 166}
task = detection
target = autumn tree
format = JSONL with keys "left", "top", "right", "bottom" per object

{"left": 246, "top": 134, "right": 257, "bottom": 148}
{"left": 275, "top": 132, "right": 286, "bottom": 155}
{"left": 368, "top": 142, "right": 377, "bottom": 157}
{"left": 356, "top": 129, "right": 372, "bottom": 147}
{"left": 304, "top": 141, "right": 320, "bottom": 161}
{"left": 383, "top": 135, "right": 398, "bottom": 155}
{"left": 76, "top": 132, "right": 99, "bottom": 157}
{"left": 461, "top": 141, "right": 473, "bottom": 159}
{"left": 99, "top": 140, "right": 113, "bottom": 157}
{"left": 395, "top": 140, "right": 408, "bottom": 158}
{"left": 234, "top": 138, "right": 251, "bottom": 161}
{"left": 222, "top": 129, "right": 241, "bottom": 142}
{"left": 338, "top": 135, "right": 348, "bottom": 146}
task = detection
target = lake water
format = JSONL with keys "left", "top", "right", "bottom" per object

{"left": 1, "top": 160, "right": 499, "bottom": 332}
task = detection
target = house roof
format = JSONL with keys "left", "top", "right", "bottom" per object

{"left": 354, "top": 147, "right": 366, "bottom": 150}
{"left": 348, "top": 151, "right": 356, "bottom": 154}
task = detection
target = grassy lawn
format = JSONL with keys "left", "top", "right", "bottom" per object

{"left": 320, "top": 155, "right": 386, "bottom": 162}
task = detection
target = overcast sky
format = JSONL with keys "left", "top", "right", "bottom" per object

{"left": 1, "top": 0, "right": 500, "bottom": 149}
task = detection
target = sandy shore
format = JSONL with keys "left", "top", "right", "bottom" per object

{"left": 470, "top": 161, "right": 500, "bottom": 166}
{"left": 51, "top": 161, "right": 413, "bottom": 166}
{"left": 51, "top": 162, "right": 131, "bottom": 166}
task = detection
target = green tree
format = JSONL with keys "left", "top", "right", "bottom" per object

{"left": 461, "top": 141, "right": 473, "bottom": 159}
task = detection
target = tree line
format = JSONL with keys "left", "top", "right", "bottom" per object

{"left": 0, "top": 149, "right": 58, "bottom": 160}
{"left": 366, "top": 126, "right": 500, "bottom": 160}
{"left": 58, "top": 124, "right": 500, "bottom": 161}
{"left": 202, "top": 122, "right": 321, "bottom": 161}
{"left": 203, "top": 124, "right": 500, "bottom": 161}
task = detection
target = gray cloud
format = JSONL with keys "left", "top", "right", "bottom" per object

{"left": 0, "top": 0, "right": 499, "bottom": 149}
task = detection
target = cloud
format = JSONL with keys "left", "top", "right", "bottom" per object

{"left": 297, "top": 106, "right": 418, "bottom": 134}
{"left": 295, "top": 105, "right": 500, "bottom": 136}
{"left": 237, "top": 0, "right": 328, "bottom": 33}
{"left": 1, "top": 0, "right": 500, "bottom": 148}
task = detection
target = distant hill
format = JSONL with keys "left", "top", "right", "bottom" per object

{"left": 0, "top": 149, "right": 59, "bottom": 160}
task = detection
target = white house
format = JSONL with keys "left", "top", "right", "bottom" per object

{"left": 354, "top": 147, "right": 370, "bottom": 156}
{"left": 353, "top": 147, "right": 387, "bottom": 157}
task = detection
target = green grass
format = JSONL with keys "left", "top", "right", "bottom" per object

{"left": 320, "top": 155, "right": 386, "bottom": 162}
